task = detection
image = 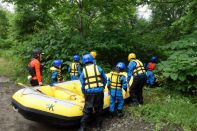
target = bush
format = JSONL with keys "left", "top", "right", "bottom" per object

{"left": 130, "top": 88, "right": 197, "bottom": 130}
{"left": 157, "top": 31, "right": 197, "bottom": 92}
{"left": 0, "top": 38, "right": 13, "bottom": 49}
{"left": 13, "top": 25, "right": 161, "bottom": 81}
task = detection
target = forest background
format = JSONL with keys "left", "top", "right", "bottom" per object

{"left": 0, "top": 0, "right": 197, "bottom": 130}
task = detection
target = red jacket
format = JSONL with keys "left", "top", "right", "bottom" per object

{"left": 29, "top": 58, "right": 42, "bottom": 83}
{"left": 147, "top": 62, "right": 156, "bottom": 71}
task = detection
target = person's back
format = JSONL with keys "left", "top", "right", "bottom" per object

{"left": 81, "top": 63, "right": 105, "bottom": 93}
{"left": 147, "top": 62, "right": 156, "bottom": 70}
{"left": 127, "top": 53, "right": 147, "bottom": 105}
{"left": 108, "top": 62, "right": 127, "bottom": 117}
{"left": 50, "top": 60, "right": 63, "bottom": 85}
{"left": 68, "top": 55, "right": 81, "bottom": 80}
{"left": 79, "top": 54, "right": 107, "bottom": 131}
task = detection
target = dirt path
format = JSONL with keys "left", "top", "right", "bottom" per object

{"left": 0, "top": 77, "right": 156, "bottom": 131}
{"left": 0, "top": 78, "right": 76, "bottom": 131}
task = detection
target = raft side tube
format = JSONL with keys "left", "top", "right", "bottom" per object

{"left": 11, "top": 99, "right": 82, "bottom": 126}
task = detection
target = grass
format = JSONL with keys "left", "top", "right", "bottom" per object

{"left": 0, "top": 49, "right": 27, "bottom": 83}
{"left": 0, "top": 49, "right": 15, "bottom": 77}
{"left": 0, "top": 57, "right": 13, "bottom": 77}
{"left": 0, "top": 48, "right": 57, "bottom": 85}
{"left": 128, "top": 87, "right": 197, "bottom": 130}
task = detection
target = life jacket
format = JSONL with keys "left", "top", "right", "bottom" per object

{"left": 28, "top": 64, "right": 36, "bottom": 77}
{"left": 110, "top": 71, "right": 124, "bottom": 89}
{"left": 70, "top": 62, "right": 79, "bottom": 76}
{"left": 27, "top": 58, "right": 42, "bottom": 81}
{"left": 147, "top": 62, "right": 156, "bottom": 71}
{"left": 131, "top": 59, "right": 146, "bottom": 76}
{"left": 83, "top": 64, "right": 104, "bottom": 89}
{"left": 50, "top": 67, "right": 63, "bottom": 82}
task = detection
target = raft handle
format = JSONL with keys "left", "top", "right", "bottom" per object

{"left": 12, "top": 105, "right": 18, "bottom": 112}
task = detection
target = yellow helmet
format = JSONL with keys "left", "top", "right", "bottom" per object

{"left": 128, "top": 53, "right": 136, "bottom": 61}
{"left": 90, "top": 51, "right": 97, "bottom": 58}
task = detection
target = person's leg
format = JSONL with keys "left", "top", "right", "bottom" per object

{"left": 30, "top": 79, "right": 39, "bottom": 86}
{"left": 80, "top": 108, "right": 93, "bottom": 130}
{"left": 94, "top": 92, "right": 104, "bottom": 130}
{"left": 109, "top": 95, "right": 115, "bottom": 113}
{"left": 79, "top": 93, "right": 93, "bottom": 131}
{"left": 137, "top": 76, "right": 147, "bottom": 104}
{"left": 130, "top": 76, "right": 140, "bottom": 105}
{"left": 117, "top": 95, "right": 124, "bottom": 117}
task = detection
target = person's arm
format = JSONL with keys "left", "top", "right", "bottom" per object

{"left": 98, "top": 66, "right": 107, "bottom": 86}
{"left": 68, "top": 66, "right": 71, "bottom": 73}
{"left": 34, "top": 60, "right": 42, "bottom": 85}
{"left": 77, "top": 64, "right": 82, "bottom": 76}
{"left": 127, "top": 61, "right": 136, "bottom": 82}
{"left": 121, "top": 76, "right": 127, "bottom": 92}
{"left": 93, "top": 59, "right": 96, "bottom": 64}
{"left": 107, "top": 77, "right": 111, "bottom": 90}
{"left": 79, "top": 72, "right": 85, "bottom": 94}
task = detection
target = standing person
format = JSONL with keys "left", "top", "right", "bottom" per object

{"left": 127, "top": 53, "right": 146, "bottom": 105}
{"left": 68, "top": 55, "right": 81, "bottom": 80}
{"left": 146, "top": 56, "right": 157, "bottom": 87}
{"left": 107, "top": 62, "right": 127, "bottom": 117}
{"left": 146, "top": 63, "right": 156, "bottom": 87}
{"left": 79, "top": 54, "right": 107, "bottom": 131}
{"left": 50, "top": 60, "right": 63, "bottom": 85}
{"left": 27, "top": 48, "right": 44, "bottom": 86}
{"left": 90, "top": 51, "right": 97, "bottom": 64}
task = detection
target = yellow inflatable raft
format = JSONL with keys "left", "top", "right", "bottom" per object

{"left": 11, "top": 74, "right": 132, "bottom": 126}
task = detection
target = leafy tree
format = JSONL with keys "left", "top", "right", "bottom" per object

{"left": 0, "top": 7, "right": 9, "bottom": 39}
{"left": 3, "top": 0, "right": 197, "bottom": 86}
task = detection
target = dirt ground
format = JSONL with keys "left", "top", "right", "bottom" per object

{"left": 0, "top": 76, "right": 156, "bottom": 131}
{"left": 0, "top": 77, "right": 73, "bottom": 131}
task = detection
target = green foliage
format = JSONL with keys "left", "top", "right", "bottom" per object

{"left": 157, "top": 32, "right": 197, "bottom": 92}
{"left": 1, "top": 0, "right": 196, "bottom": 89}
{"left": 130, "top": 88, "right": 197, "bottom": 130}
{"left": 0, "top": 38, "right": 12, "bottom": 49}
{"left": 0, "top": 49, "right": 26, "bottom": 83}
{"left": 12, "top": 1, "right": 54, "bottom": 37}
{"left": 171, "top": 0, "right": 197, "bottom": 35}
{"left": 0, "top": 8, "right": 9, "bottom": 39}
{"left": 5, "top": 0, "right": 161, "bottom": 84}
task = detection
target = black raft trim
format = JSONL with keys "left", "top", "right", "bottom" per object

{"left": 11, "top": 99, "right": 82, "bottom": 126}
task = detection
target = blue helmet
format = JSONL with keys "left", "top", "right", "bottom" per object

{"left": 82, "top": 54, "right": 94, "bottom": 64}
{"left": 150, "top": 56, "right": 157, "bottom": 63}
{"left": 73, "top": 55, "right": 80, "bottom": 61}
{"left": 53, "top": 60, "right": 63, "bottom": 67}
{"left": 116, "top": 62, "right": 126, "bottom": 70}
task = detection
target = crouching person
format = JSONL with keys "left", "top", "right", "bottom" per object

{"left": 79, "top": 54, "right": 107, "bottom": 131}
{"left": 108, "top": 62, "right": 127, "bottom": 117}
